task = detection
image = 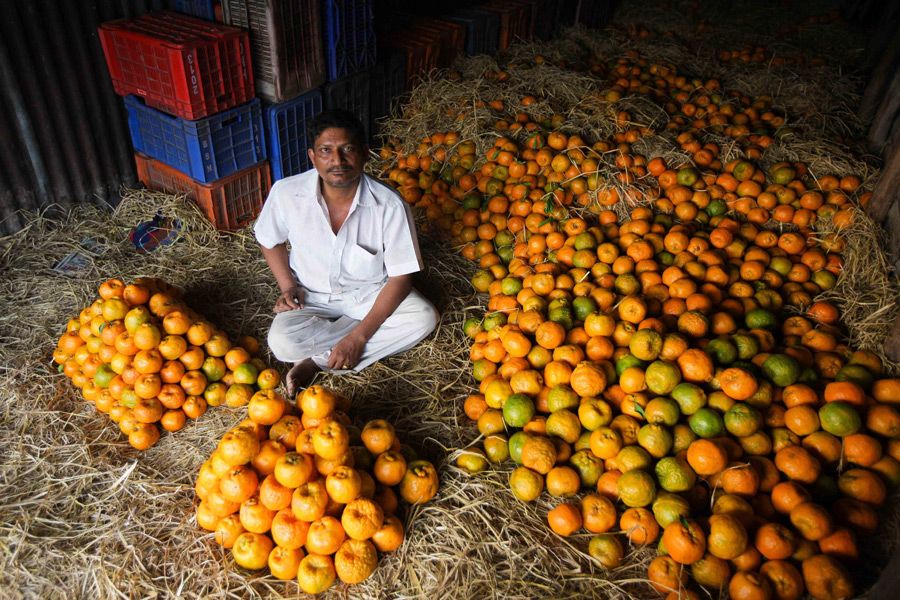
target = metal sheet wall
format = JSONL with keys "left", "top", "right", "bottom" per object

{"left": 0, "top": 0, "right": 177, "bottom": 237}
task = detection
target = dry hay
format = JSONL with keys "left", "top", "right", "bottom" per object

{"left": 0, "top": 190, "right": 659, "bottom": 600}
{"left": 816, "top": 213, "right": 900, "bottom": 372}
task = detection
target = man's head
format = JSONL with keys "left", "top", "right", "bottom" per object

{"left": 307, "top": 110, "right": 368, "bottom": 189}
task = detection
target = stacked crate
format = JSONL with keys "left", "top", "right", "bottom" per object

{"left": 478, "top": 1, "right": 532, "bottom": 50}
{"left": 134, "top": 155, "right": 271, "bottom": 230}
{"left": 409, "top": 18, "right": 467, "bottom": 69}
{"left": 221, "top": 0, "right": 326, "bottom": 181}
{"left": 264, "top": 90, "right": 324, "bottom": 180}
{"left": 445, "top": 9, "right": 501, "bottom": 56}
{"left": 369, "top": 49, "right": 407, "bottom": 140}
{"left": 381, "top": 15, "right": 466, "bottom": 90}
{"left": 223, "top": 0, "right": 326, "bottom": 104}
{"left": 576, "top": 0, "right": 618, "bottom": 29}
{"left": 521, "top": 0, "right": 559, "bottom": 41}
{"left": 557, "top": 0, "right": 618, "bottom": 30}
{"left": 324, "top": 71, "right": 372, "bottom": 139}
{"left": 123, "top": 96, "right": 265, "bottom": 184}
{"left": 174, "top": 0, "right": 220, "bottom": 22}
{"left": 219, "top": 0, "right": 380, "bottom": 181}
{"left": 99, "top": 2, "right": 577, "bottom": 219}
{"left": 320, "top": 0, "right": 377, "bottom": 149}
{"left": 324, "top": 0, "right": 377, "bottom": 82}
{"left": 380, "top": 28, "right": 440, "bottom": 91}
{"left": 98, "top": 11, "right": 270, "bottom": 230}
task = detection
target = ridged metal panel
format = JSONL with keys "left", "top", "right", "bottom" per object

{"left": 0, "top": 0, "right": 178, "bottom": 237}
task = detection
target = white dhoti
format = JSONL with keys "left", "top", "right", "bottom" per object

{"left": 267, "top": 287, "right": 439, "bottom": 372}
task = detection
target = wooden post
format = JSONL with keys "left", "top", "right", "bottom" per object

{"left": 876, "top": 129, "right": 900, "bottom": 365}
{"left": 867, "top": 67, "right": 900, "bottom": 156}
{"left": 867, "top": 140, "right": 900, "bottom": 223}
{"left": 858, "top": 29, "right": 900, "bottom": 125}
{"left": 886, "top": 200, "right": 900, "bottom": 267}
{"left": 885, "top": 114, "right": 900, "bottom": 165}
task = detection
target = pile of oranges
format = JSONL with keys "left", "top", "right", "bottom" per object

{"left": 448, "top": 201, "right": 900, "bottom": 600}
{"left": 54, "top": 277, "right": 279, "bottom": 449}
{"left": 717, "top": 46, "right": 771, "bottom": 64}
{"left": 648, "top": 141, "right": 864, "bottom": 234}
{"left": 372, "top": 38, "right": 897, "bottom": 600}
{"left": 195, "top": 384, "right": 439, "bottom": 592}
{"left": 382, "top": 55, "right": 865, "bottom": 243}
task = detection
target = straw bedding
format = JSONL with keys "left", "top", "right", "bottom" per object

{"left": 0, "top": 193, "right": 658, "bottom": 600}
{"left": 1, "top": 1, "right": 898, "bottom": 598}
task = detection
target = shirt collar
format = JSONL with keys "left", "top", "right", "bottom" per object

{"left": 308, "top": 172, "right": 371, "bottom": 208}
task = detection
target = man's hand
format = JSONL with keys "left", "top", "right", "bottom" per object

{"left": 328, "top": 330, "right": 367, "bottom": 370}
{"left": 274, "top": 286, "right": 305, "bottom": 313}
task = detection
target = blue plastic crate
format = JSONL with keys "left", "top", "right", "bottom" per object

{"left": 324, "top": 0, "right": 377, "bottom": 81}
{"left": 124, "top": 96, "right": 266, "bottom": 184}
{"left": 446, "top": 9, "right": 500, "bottom": 55}
{"left": 174, "top": 0, "right": 217, "bottom": 21}
{"left": 324, "top": 70, "right": 371, "bottom": 140}
{"left": 264, "top": 89, "right": 324, "bottom": 181}
{"left": 369, "top": 49, "right": 406, "bottom": 140}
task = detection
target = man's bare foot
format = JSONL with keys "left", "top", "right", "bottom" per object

{"left": 286, "top": 359, "right": 321, "bottom": 401}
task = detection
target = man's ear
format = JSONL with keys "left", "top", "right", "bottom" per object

{"left": 308, "top": 148, "right": 315, "bottom": 163}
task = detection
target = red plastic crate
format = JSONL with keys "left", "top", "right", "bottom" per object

{"left": 99, "top": 11, "right": 253, "bottom": 120}
{"left": 479, "top": 1, "right": 531, "bottom": 49}
{"left": 381, "top": 32, "right": 439, "bottom": 91}
{"left": 410, "top": 18, "right": 467, "bottom": 69}
{"left": 134, "top": 153, "right": 270, "bottom": 230}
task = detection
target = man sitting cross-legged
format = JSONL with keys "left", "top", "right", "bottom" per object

{"left": 254, "top": 109, "right": 439, "bottom": 398}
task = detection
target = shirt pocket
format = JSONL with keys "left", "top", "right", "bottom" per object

{"left": 344, "top": 243, "right": 383, "bottom": 282}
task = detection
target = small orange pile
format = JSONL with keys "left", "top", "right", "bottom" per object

{"left": 54, "top": 277, "right": 279, "bottom": 449}
{"left": 195, "top": 384, "right": 439, "bottom": 592}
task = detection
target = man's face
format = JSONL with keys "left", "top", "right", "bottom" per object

{"left": 308, "top": 127, "right": 367, "bottom": 189}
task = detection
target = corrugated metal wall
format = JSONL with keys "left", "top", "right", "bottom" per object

{"left": 0, "top": 0, "right": 178, "bottom": 237}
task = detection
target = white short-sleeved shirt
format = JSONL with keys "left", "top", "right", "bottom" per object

{"left": 254, "top": 169, "right": 423, "bottom": 304}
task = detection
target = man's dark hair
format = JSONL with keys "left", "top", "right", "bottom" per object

{"left": 307, "top": 109, "right": 368, "bottom": 148}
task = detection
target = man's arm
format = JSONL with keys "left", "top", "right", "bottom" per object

{"left": 260, "top": 243, "right": 305, "bottom": 312}
{"left": 327, "top": 274, "right": 413, "bottom": 369}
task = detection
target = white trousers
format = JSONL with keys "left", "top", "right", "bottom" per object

{"left": 267, "top": 288, "right": 439, "bottom": 372}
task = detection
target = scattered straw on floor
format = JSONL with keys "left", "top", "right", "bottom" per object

{"left": 0, "top": 190, "right": 658, "bottom": 600}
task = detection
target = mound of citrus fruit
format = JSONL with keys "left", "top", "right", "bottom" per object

{"left": 378, "top": 47, "right": 867, "bottom": 239}
{"left": 55, "top": 277, "right": 280, "bottom": 449}
{"left": 370, "top": 43, "right": 893, "bottom": 597}
{"left": 195, "top": 384, "right": 439, "bottom": 591}
{"left": 454, "top": 201, "right": 898, "bottom": 600}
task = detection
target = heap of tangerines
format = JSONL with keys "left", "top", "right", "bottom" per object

{"left": 381, "top": 44, "right": 866, "bottom": 229}
{"left": 370, "top": 43, "right": 895, "bottom": 600}
{"left": 195, "top": 384, "right": 439, "bottom": 592}
{"left": 54, "top": 277, "right": 280, "bottom": 449}
{"left": 455, "top": 200, "right": 900, "bottom": 599}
